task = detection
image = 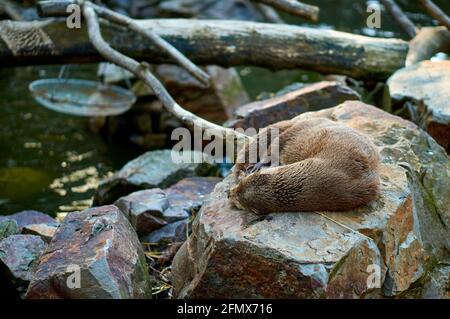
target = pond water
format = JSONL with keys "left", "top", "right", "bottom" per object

{"left": 0, "top": 0, "right": 448, "bottom": 216}
{"left": 0, "top": 66, "right": 141, "bottom": 216}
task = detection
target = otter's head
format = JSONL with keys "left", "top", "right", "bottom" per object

{"left": 228, "top": 172, "right": 272, "bottom": 214}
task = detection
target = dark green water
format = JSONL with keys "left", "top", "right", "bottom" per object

{"left": 0, "top": 0, "right": 448, "bottom": 216}
{"left": 0, "top": 66, "right": 140, "bottom": 216}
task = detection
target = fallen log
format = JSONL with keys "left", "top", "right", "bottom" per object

{"left": 0, "top": 18, "right": 409, "bottom": 79}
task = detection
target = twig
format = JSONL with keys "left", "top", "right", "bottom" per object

{"left": 251, "top": 0, "right": 319, "bottom": 22}
{"left": 255, "top": 3, "right": 285, "bottom": 24}
{"left": 0, "top": 0, "right": 23, "bottom": 20}
{"left": 419, "top": 0, "right": 450, "bottom": 30}
{"left": 87, "top": 2, "right": 210, "bottom": 86}
{"left": 38, "top": 0, "right": 210, "bottom": 86}
{"left": 380, "top": 0, "right": 417, "bottom": 38}
{"left": 82, "top": 3, "right": 249, "bottom": 144}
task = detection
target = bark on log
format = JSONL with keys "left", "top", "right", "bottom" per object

{"left": 0, "top": 18, "right": 409, "bottom": 79}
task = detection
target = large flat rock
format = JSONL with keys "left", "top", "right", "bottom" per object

{"left": 172, "top": 101, "right": 450, "bottom": 298}
{"left": 26, "top": 205, "right": 152, "bottom": 299}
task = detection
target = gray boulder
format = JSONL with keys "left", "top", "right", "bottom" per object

{"left": 114, "top": 177, "right": 221, "bottom": 237}
{"left": 0, "top": 235, "right": 46, "bottom": 290}
{"left": 164, "top": 177, "right": 222, "bottom": 222}
{"left": 94, "top": 150, "right": 217, "bottom": 205}
{"left": 115, "top": 188, "right": 170, "bottom": 236}
{"left": 142, "top": 219, "right": 188, "bottom": 244}
{"left": 0, "top": 210, "right": 55, "bottom": 231}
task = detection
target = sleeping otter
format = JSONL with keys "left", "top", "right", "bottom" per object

{"left": 229, "top": 117, "right": 380, "bottom": 214}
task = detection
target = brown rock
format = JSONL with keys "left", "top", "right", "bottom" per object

{"left": 26, "top": 205, "right": 152, "bottom": 299}
{"left": 22, "top": 223, "right": 59, "bottom": 243}
{"left": 231, "top": 81, "right": 360, "bottom": 130}
{"left": 172, "top": 101, "right": 449, "bottom": 299}
{"left": 388, "top": 60, "right": 450, "bottom": 153}
{"left": 115, "top": 188, "right": 170, "bottom": 236}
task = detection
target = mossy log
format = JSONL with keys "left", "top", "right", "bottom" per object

{"left": 0, "top": 18, "right": 409, "bottom": 79}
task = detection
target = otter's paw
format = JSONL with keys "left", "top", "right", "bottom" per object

{"left": 245, "top": 161, "right": 271, "bottom": 174}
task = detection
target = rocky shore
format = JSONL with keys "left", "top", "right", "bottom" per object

{"left": 1, "top": 81, "right": 449, "bottom": 299}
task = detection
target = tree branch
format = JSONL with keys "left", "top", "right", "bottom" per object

{"left": 39, "top": 0, "right": 210, "bottom": 85}
{"left": 255, "top": 3, "right": 285, "bottom": 24}
{"left": 82, "top": 3, "right": 248, "bottom": 144}
{"left": 251, "top": 0, "right": 319, "bottom": 22}
{"left": 419, "top": 0, "right": 450, "bottom": 30}
{"left": 380, "top": 0, "right": 417, "bottom": 38}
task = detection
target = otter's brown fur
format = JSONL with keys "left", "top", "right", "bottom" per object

{"left": 229, "top": 117, "right": 380, "bottom": 214}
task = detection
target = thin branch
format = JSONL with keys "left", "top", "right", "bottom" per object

{"left": 251, "top": 0, "right": 319, "bottom": 22}
{"left": 255, "top": 4, "right": 285, "bottom": 24}
{"left": 380, "top": 0, "right": 417, "bottom": 38}
{"left": 38, "top": 0, "right": 210, "bottom": 86}
{"left": 82, "top": 3, "right": 249, "bottom": 145}
{"left": 0, "top": 0, "right": 23, "bottom": 20}
{"left": 419, "top": 0, "right": 450, "bottom": 30}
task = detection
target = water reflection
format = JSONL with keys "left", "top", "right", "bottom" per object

{"left": 0, "top": 66, "right": 138, "bottom": 216}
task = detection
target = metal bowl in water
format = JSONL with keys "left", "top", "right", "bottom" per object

{"left": 29, "top": 78, "right": 136, "bottom": 117}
